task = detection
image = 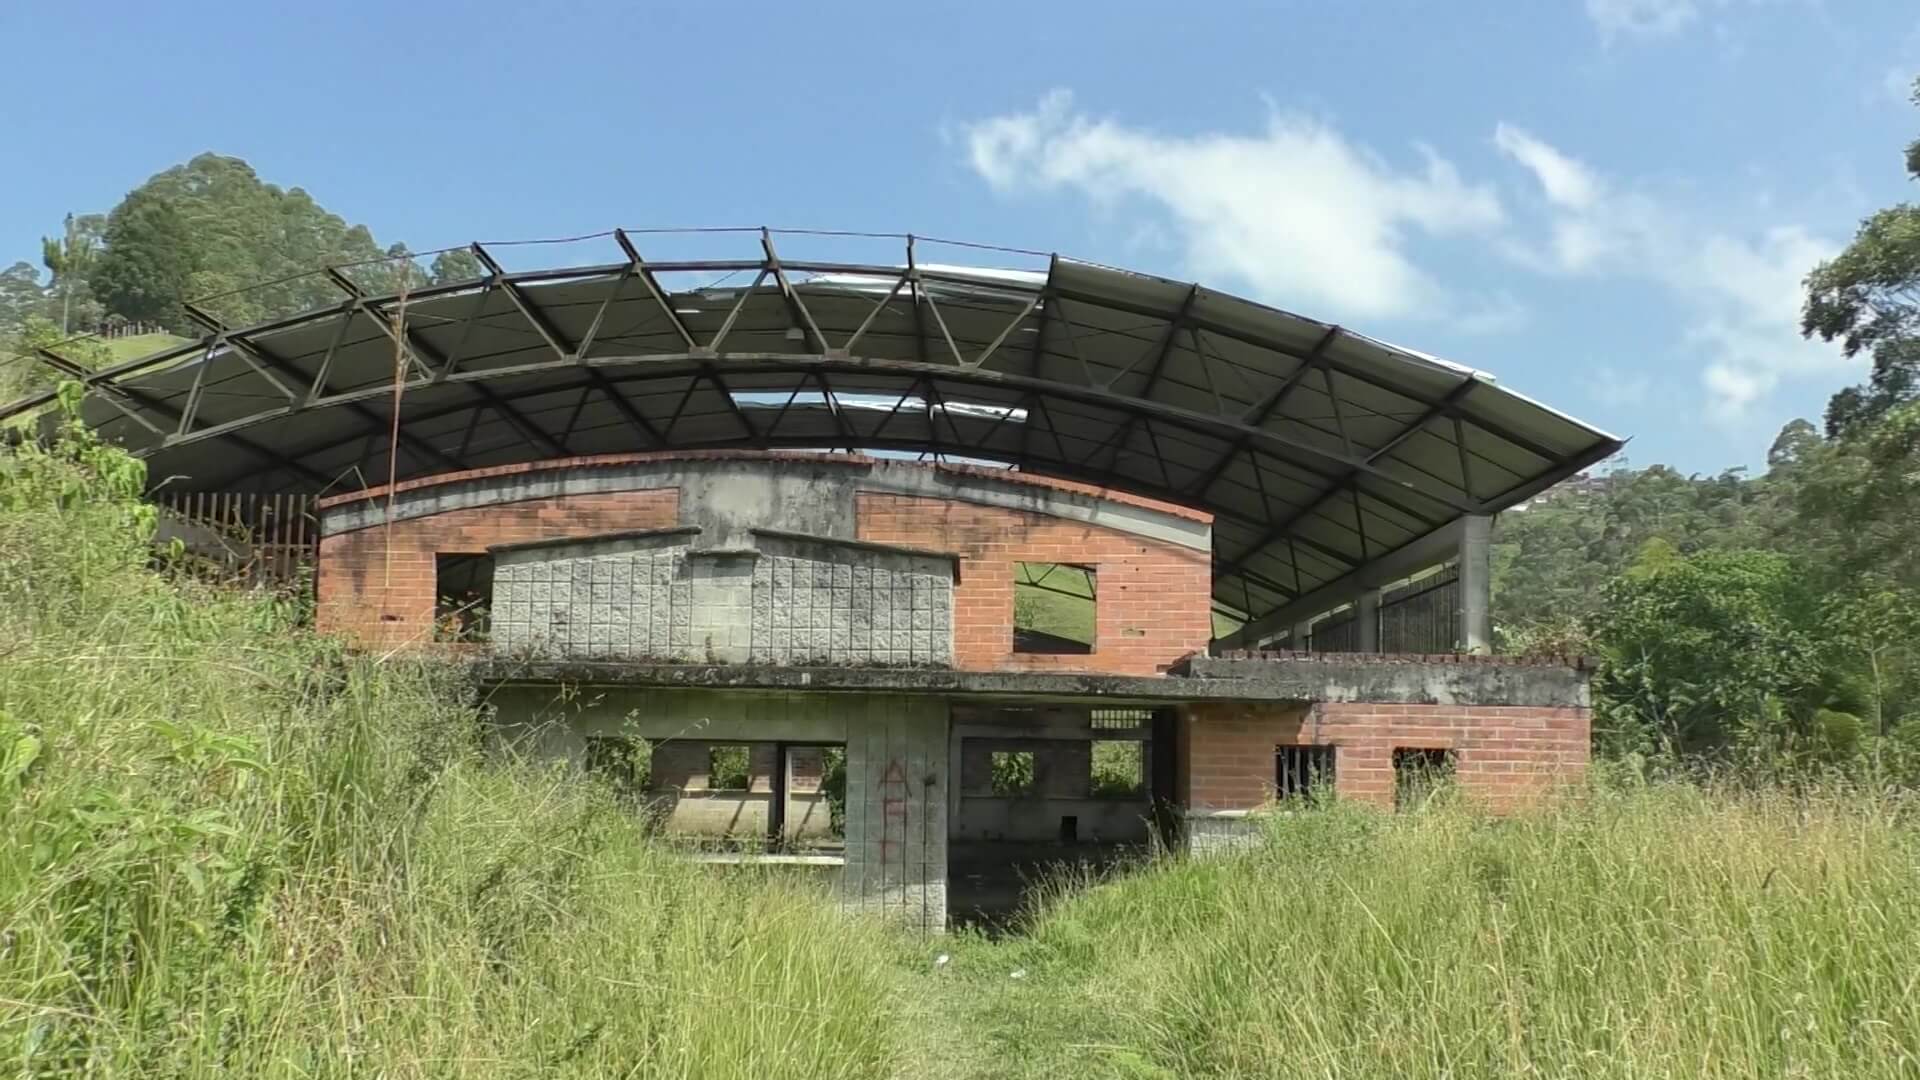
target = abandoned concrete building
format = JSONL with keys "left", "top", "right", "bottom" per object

{"left": 5, "top": 230, "right": 1620, "bottom": 929}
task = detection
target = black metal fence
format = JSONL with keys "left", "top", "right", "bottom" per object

{"left": 1304, "top": 563, "right": 1460, "bottom": 655}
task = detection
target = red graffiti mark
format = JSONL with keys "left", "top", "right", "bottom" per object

{"left": 878, "top": 758, "right": 914, "bottom": 872}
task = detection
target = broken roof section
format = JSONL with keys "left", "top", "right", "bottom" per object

{"left": 0, "top": 227, "right": 1621, "bottom": 632}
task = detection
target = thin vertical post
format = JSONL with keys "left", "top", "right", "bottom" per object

{"left": 1458, "top": 514, "right": 1492, "bottom": 653}
{"left": 1356, "top": 588, "right": 1381, "bottom": 653}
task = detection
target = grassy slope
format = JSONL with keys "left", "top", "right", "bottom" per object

{"left": 101, "top": 332, "right": 190, "bottom": 363}
{"left": 917, "top": 792, "right": 1920, "bottom": 1078}
{"left": 0, "top": 434, "right": 907, "bottom": 1078}
{"left": 8, "top": 428, "right": 1920, "bottom": 1077}
{"left": 1013, "top": 562, "right": 1096, "bottom": 644}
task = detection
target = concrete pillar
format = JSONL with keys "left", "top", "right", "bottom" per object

{"left": 1458, "top": 514, "right": 1492, "bottom": 653}
{"left": 1356, "top": 589, "right": 1381, "bottom": 653}
{"left": 1291, "top": 620, "right": 1312, "bottom": 652}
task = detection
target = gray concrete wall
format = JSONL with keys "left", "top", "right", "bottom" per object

{"left": 751, "top": 535, "right": 952, "bottom": 666}
{"left": 489, "top": 686, "right": 949, "bottom": 930}
{"left": 491, "top": 532, "right": 953, "bottom": 667}
{"left": 492, "top": 533, "right": 695, "bottom": 658}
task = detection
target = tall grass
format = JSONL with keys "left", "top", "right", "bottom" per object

{"left": 932, "top": 785, "right": 1920, "bottom": 1079}
{"left": 0, "top": 417, "right": 905, "bottom": 1077}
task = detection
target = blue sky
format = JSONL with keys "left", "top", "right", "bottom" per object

{"left": 6, "top": 0, "right": 1917, "bottom": 473}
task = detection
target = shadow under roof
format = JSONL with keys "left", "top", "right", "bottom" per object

{"left": 1, "top": 228, "right": 1623, "bottom": 628}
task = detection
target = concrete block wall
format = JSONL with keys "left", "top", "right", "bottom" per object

{"left": 749, "top": 546, "right": 953, "bottom": 666}
{"left": 315, "top": 488, "right": 678, "bottom": 648}
{"left": 491, "top": 536, "right": 694, "bottom": 658}
{"left": 490, "top": 533, "right": 954, "bottom": 666}
{"left": 855, "top": 493, "right": 1212, "bottom": 676}
{"left": 1179, "top": 700, "right": 1590, "bottom": 816}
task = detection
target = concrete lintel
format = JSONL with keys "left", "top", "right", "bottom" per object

{"left": 749, "top": 527, "right": 960, "bottom": 568}
{"left": 471, "top": 655, "right": 1590, "bottom": 708}
{"left": 1175, "top": 654, "right": 1590, "bottom": 709}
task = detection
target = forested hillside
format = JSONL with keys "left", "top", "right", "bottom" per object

{"left": 0, "top": 153, "right": 478, "bottom": 402}
{"left": 6, "top": 86, "right": 1920, "bottom": 778}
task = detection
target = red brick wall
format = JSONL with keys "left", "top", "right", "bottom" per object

{"left": 315, "top": 489, "right": 679, "bottom": 648}
{"left": 1180, "top": 701, "right": 1589, "bottom": 812}
{"left": 855, "top": 492, "right": 1213, "bottom": 676}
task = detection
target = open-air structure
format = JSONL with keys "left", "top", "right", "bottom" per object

{"left": 2, "top": 228, "right": 1621, "bottom": 928}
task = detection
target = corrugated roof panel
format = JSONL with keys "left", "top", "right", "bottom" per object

{"left": 13, "top": 232, "right": 1622, "bottom": 627}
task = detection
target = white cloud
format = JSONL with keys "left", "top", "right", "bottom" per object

{"left": 962, "top": 91, "right": 1505, "bottom": 321}
{"left": 1494, "top": 127, "right": 1848, "bottom": 420}
{"left": 1493, "top": 124, "right": 1602, "bottom": 210}
{"left": 1585, "top": 0, "right": 1700, "bottom": 41}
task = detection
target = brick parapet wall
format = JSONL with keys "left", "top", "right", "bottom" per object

{"left": 315, "top": 489, "right": 679, "bottom": 648}
{"left": 317, "top": 451, "right": 1211, "bottom": 523}
{"left": 855, "top": 492, "right": 1213, "bottom": 676}
{"left": 1181, "top": 700, "right": 1588, "bottom": 812}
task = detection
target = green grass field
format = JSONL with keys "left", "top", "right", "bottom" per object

{"left": 1013, "top": 562, "right": 1096, "bottom": 644}
{"left": 100, "top": 331, "right": 191, "bottom": 363}
{"left": 7, "top": 425, "right": 1920, "bottom": 1077}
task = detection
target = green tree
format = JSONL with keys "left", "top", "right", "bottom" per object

{"left": 429, "top": 247, "right": 485, "bottom": 285}
{"left": 0, "top": 261, "right": 46, "bottom": 333}
{"left": 1802, "top": 75, "right": 1920, "bottom": 437}
{"left": 1589, "top": 548, "right": 1828, "bottom": 761}
{"left": 40, "top": 212, "right": 103, "bottom": 334}
{"left": 91, "top": 154, "right": 398, "bottom": 330}
{"left": 91, "top": 189, "right": 198, "bottom": 331}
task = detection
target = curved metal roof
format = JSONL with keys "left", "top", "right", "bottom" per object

{"left": 2, "top": 228, "right": 1622, "bottom": 625}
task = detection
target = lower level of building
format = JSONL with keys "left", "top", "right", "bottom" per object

{"left": 482, "top": 653, "right": 1591, "bottom": 930}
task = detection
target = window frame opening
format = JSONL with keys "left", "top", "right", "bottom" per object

{"left": 584, "top": 735, "right": 650, "bottom": 795}
{"left": 990, "top": 750, "right": 1038, "bottom": 796}
{"left": 1392, "top": 747, "right": 1458, "bottom": 811}
{"left": 1275, "top": 745, "right": 1337, "bottom": 804}
{"left": 1012, "top": 561, "right": 1097, "bottom": 654}
{"left": 1089, "top": 738, "right": 1147, "bottom": 799}
{"left": 433, "top": 552, "right": 494, "bottom": 642}
{"left": 705, "top": 744, "right": 752, "bottom": 793}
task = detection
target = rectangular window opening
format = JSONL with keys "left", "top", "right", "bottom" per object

{"left": 1275, "top": 745, "right": 1337, "bottom": 803}
{"left": 1013, "top": 562, "right": 1095, "bottom": 654}
{"left": 1090, "top": 739, "right": 1146, "bottom": 798}
{"left": 434, "top": 553, "right": 494, "bottom": 642}
{"left": 584, "top": 735, "right": 650, "bottom": 794}
{"left": 1392, "top": 748, "right": 1457, "bottom": 811}
{"left": 707, "top": 744, "right": 752, "bottom": 792}
{"left": 778, "top": 744, "right": 847, "bottom": 849}
{"left": 990, "top": 750, "right": 1037, "bottom": 796}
